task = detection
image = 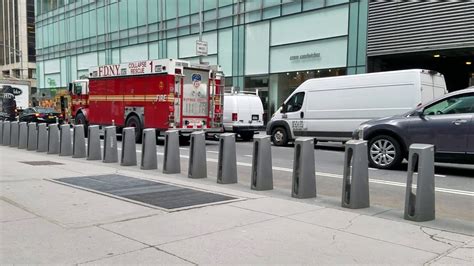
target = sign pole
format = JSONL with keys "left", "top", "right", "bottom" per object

{"left": 199, "top": 0, "right": 203, "bottom": 64}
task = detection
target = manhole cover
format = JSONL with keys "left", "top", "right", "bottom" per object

{"left": 21, "top": 161, "right": 64, "bottom": 166}
{"left": 52, "top": 174, "right": 237, "bottom": 210}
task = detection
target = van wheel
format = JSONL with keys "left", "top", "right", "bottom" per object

{"left": 125, "top": 115, "right": 142, "bottom": 143}
{"left": 240, "top": 132, "right": 254, "bottom": 141}
{"left": 271, "top": 127, "right": 288, "bottom": 146}
{"left": 368, "top": 135, "right": 403, "bottom": 169}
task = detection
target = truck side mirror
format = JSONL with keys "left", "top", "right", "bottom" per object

{"left": 68, "top": 83, "right": 73, "bottom": 94}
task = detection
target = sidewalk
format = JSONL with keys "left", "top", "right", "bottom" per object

{"left": 1, "top": 145, "right": 473, "bottom": 265}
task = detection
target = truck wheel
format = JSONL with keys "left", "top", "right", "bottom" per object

{"left": 240, "top": 132, "right": 254, "bottom": 141}
{"left": 125, "top": 115, "right": 142, "bottom": 143}
{"left": 75, "top": 113, "right": 88, "bottom": 137}
{"left": 271, "top": 127, "right": 288, "bottom": 146}
{"left": 368, "top": 135, "right": 403, "bottom": 169}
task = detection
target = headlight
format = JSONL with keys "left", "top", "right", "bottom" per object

{"left": 357, "top": 125, "right": 370, "bottom": 139}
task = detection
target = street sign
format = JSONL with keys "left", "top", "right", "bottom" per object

{"left": 196, "top": 40, "right": 208, "bottom": 56}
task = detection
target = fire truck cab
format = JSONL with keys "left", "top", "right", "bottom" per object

{"left": 69, "top": 58, "right": 224, "bottom": 142}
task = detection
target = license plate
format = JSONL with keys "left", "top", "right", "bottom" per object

{"left": 252, "top": 115, "right": 259, "bottom": 120}
{"left": 48, "top": 116, "right": 54, "bottom": 119}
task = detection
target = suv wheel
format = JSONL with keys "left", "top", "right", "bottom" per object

{"left": 271, "top": 127, "right": 288, "bottom": 146}
{"left": 368, "top": 135, "right": 403, "bottom": 169}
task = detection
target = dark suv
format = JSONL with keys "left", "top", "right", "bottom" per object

{"left": 354, "top": 87, "right": 474, "bottom": 169}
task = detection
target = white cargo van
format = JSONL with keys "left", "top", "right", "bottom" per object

{"left": 223, "top": 92, "right": 264, "bottom": 140}
{"left": 266, "top": 69, "right": 447, "bottom": 146}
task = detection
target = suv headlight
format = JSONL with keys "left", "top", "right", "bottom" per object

{"left": 357, "top": 125, "right": 370, "bottom": 139}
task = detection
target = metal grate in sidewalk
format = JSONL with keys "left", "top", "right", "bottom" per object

{"left": 20, "top": 161, "right": 64, "bottom": 166}
{"left": 52, "top": 174, "right": 237, "bottom": 210}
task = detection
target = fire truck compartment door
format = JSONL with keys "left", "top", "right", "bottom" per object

{"left": 182, "top": 68, "right": 209, "bottom": 118}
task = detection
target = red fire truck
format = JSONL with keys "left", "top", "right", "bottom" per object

{"left": 68, "top": 58, "right": 224, "bottom": 142}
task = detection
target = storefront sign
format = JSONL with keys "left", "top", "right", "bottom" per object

{"left": 289, "top": 52, "right": 321, "bottom": 61}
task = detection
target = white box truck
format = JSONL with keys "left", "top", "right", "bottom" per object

{"left": 266, "top": 69, "right": 447, "bottom": 146}
{"left": 0, "top": 79, "right": 31, "bottom": 121}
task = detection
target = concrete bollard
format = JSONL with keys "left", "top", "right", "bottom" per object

{"left": 251, "top": 135, "right": 273, "bottom": 191}
{"left": 292, "top": 137, "right": 316, "bottom": 199}
{"left": 404, "top": 144, "right": 436, "bottom": 222}
{"left": 188, "top": 131, "right": 207, "bottom": 178}
{"left": 9, "top": 121, "right": 19, "bottom": 147}
{"left": 163, "top": 130, "right": 180, "bottom": 174}
{"left": 27, "top": 123, "right": 38, "bottom": 151}
{"left": 141, "top": 129, "right": 157, "bottom": 170}
{"left": 87, "top": 125, "right": 101, "bottom": 160}
{"left": 72, "top": 124, "right": 86, "bottom": 158}
{"left": 217, "top": 133, "right": 238, "bottom": 184}
{"left": 121, "top": 127, "right": 137, "bottom": 166}
{"left": 0, "top": 120, "right": 3, "bottom": 145}
{"left": 2, "top": 121, "right": 11, "bottom": 146}
{"left": 342, "top": 140, "right": 370, "bottom": 209}
{"left": 18, "top": 122, "right": 28, "bottom": 149}
{"left": 47, "top": 124, "right": 60, "bottom": 154}
{"left": 37, "top": 123, "right": 48, "bottom": 152}
{"left": 103, "top": 126, "right": 118, "bottom": 163}
{"left": 59, "top": 124, "right": 72, "bottom": 156}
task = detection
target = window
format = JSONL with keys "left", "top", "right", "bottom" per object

{"left": 284, "top": 92, "right": 305, "bottom": 113}
{"left": 423, "top": 94, "right": 474, "bottom": 115}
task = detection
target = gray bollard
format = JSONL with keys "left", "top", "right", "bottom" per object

{"left": 59, "top": 124, "right": 72, "bottom": 156}
{"left": 87, "top": 125, "right": 101, "bottom": 160}
{"left": 251, "top": 135, "right": 273, "bottom": 190}
{"left": 103, "top": 126, "right": 118, "bottom": 163}
{"left": 2, "top": 121, "right": 11, "bottom": 146}
{"left": 163, "top": 130, "right": 180, "bottom": 174}
{"left": 121, "top": 127, "right": 137, "bottom": 166}
{"left": 404, "top": 144, "right": 436, "bottom": 222}
{"left": 37, "top": 123, "right": 48, "bottom": 152}
{"left": 72, "top": 124, "right": 86, "bottom": 158}
{"left": 47, "top": 124, "right": 60, "bottom": 154}
{"left": 292, "top": 137, "right": 316, "bottom": 199}
{"left": 18, "top": 122, "right": 28, "bottom": 149}
{"left": 141, "top": 129, "right": 157, "bottom": 170}
{"left": 188, "top": 131, "right": 207, "bottom": 178}
{"left": 0, "top": 120, "right": 3, "bottom": 145}
{"left": 27, "top": 122, "right": 38, "bottom": 151}
{"left": 217, "top": 133, "right": 238, "bottom": 184}
{"left": 9, "top": 121, "right": 19, "bottom": 147}
{"left": 342, "top": 140, "right": 370, "bottom": 209}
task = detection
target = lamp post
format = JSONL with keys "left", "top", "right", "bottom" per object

{"left": 1, "top": 43, "right": 23, "bottom": 80}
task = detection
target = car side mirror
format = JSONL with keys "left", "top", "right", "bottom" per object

{"left": 413, "top": 109, "right": 425, "bottom": 117}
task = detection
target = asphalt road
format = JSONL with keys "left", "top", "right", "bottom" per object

{"left": 113, "top": 134, "right": 474, "bottom": 222}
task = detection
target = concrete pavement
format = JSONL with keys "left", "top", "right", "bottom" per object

{"left": 1, "top": 145, "right": 473, "bottom": 264}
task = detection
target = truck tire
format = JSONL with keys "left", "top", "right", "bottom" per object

{"left": 240, "top": 132, "right": 254, "bottom": 141}
{"left": 368, "top": 135, "right": 403, "bottom": 169}
{"left": 271, "top": 127, "right": 288, "bottom": 146}
{"left": 125, "top": 115, "right": 142, "bottom": 143}
{"left": 75, "top": 113, "right": 88, "bottom": 137}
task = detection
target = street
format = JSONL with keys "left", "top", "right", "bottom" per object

{"left": 113, "top": 132, "right": 474, "bottom": 222}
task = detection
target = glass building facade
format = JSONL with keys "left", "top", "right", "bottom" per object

{"left": 35, "top": 0, "right": 368, "bottom": 119}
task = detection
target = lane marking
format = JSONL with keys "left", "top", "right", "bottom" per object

{"left": 244, "top": 155, "right": 253, "bottom": 158}
{"left": 115, "top": 147, "right": 473, "bottom": 197}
